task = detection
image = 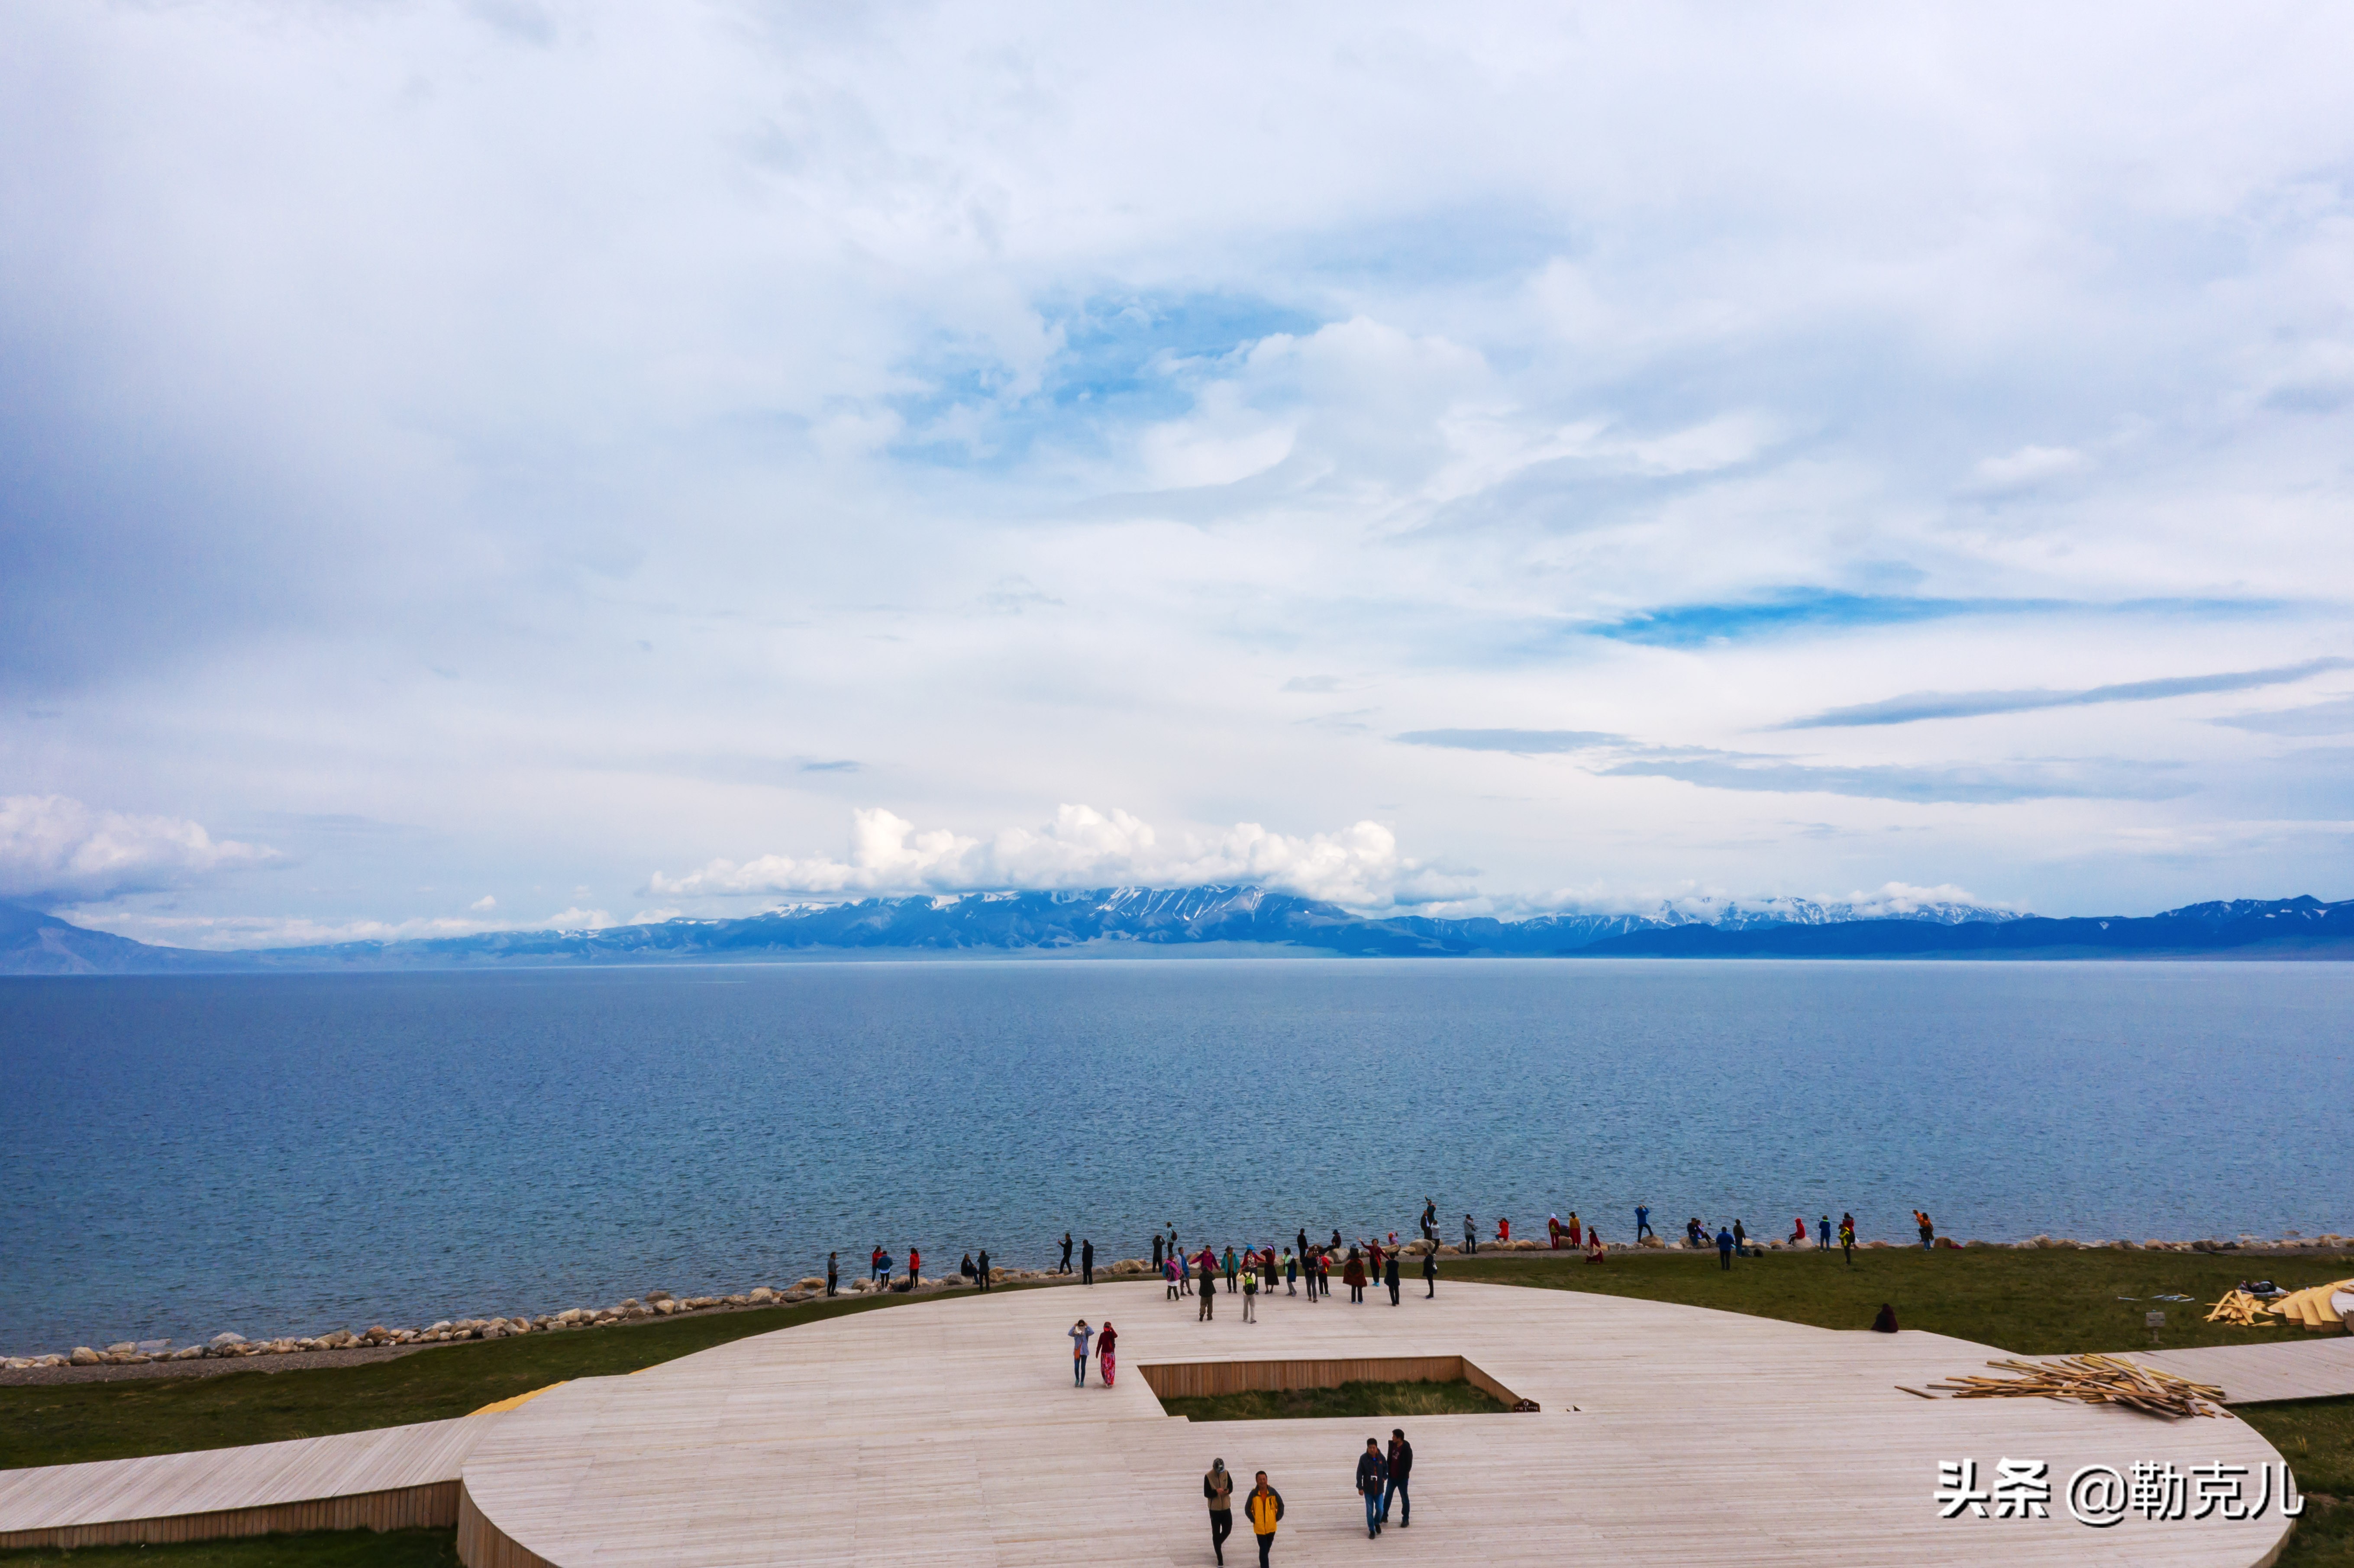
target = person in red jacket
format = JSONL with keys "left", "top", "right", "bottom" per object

{"left": 907, "top": 1246, "right": 920, "bottom": 1287}
{"left": 1497, "top": 1216, "right": 1511, "bottom": 1243}
{"left": 1097, "top": 1321, "right": 1117, "bottom": 1386}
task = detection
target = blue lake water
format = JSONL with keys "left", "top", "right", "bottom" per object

{"left": 3, "top": 959, "right": 2350, "bottom": 1353}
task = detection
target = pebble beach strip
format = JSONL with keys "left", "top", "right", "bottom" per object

{"left": 9, "top": 1232, "right": 2345, "bottom": 1371}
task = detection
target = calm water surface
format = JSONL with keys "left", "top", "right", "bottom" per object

{"left": 3, "top": 959, "right": 2349, "bottom": 1351}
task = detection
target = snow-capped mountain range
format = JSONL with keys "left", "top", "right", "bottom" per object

{"left": 8, "top": 887, "right": 2354, "bottom": 972}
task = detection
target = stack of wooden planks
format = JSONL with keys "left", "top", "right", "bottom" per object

{"left": 1925, "top": 1354, "right": 2229, "bottom": 1419}
{"left": 2205, "top": 1290, "right": 2274, "bottom": 1327}
{"left": 2266, "top": 1278, "right": 2354, "bottom": 1331}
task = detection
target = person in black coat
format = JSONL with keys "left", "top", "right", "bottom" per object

{"left": 1060, "top": 1232, "right": 1074, "bottom": 1274}
{"left": 1381, "top": 1429, "right": 1414, "bottom": 1526}
{"left": 1421, "top": 1246, "right": 1438, "bottom": 1297}
{"left": 1384, "top": 1251, "right": 1401, "bottom": 1305}
{"left": 1081, "top": 1238, "right": 1095, "bottom": 1285}
{"left": 975, "top": 1248, "right": 991, "bottom": 1292}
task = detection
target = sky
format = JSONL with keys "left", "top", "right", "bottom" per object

{"left": 3, "top": 1, "right": 2353, "bottom": 947}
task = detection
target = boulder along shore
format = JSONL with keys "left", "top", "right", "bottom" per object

{"left": 7, "top": 1231, "right": 2347, "bottom": 1385}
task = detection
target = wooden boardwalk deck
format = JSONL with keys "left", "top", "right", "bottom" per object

{"left": 2116, "top": 1339, "right": 2354, "bottom": 1404}
{"left": 455, "top": 1281, "right": 2293, "bottom": 1566}
{"left": 5, "top": 1283, "right": 2330, "bottom": 1563}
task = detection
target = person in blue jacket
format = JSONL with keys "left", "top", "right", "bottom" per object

{"left": 1355, "top": 1438, "right": 1389, "bottom": 1537}
{"left": 1716, "top": 1225, "right": 1735, "bottom": 1270}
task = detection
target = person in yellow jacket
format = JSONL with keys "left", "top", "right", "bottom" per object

{"left": 1245, "top": 1471, "right": 1285, "bottom": 1567}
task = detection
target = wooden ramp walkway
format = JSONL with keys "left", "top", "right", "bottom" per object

{"left": 0, "top": 1410, "right": 511, "bottom": 1549}
{"left": 2115, "top": 1338, "right": 2354, "bottom": 1405}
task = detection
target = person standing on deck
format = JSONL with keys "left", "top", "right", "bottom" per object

{"left": 1636, "top": 1204, "right": 1653, "bottom": 1241}
{"left": 1241, "top": 1262, "right": 1258, "bottom": 1322}
{"left": 1343, "top": 1247, "right": 1367, "bottom": 1303}
{"left": 1165, "top": 1255, "right": 1182, "bottom": 1300}
{"left": 1717, "top": 1225, "right": 1735, "bottom": 1270}
{"left": 1069, "top": 1319, "right": 1093, "bottom": 1385}
{"left": 1381, "top": 1429, "right": 1414, "bottom": 1527}
{"left": 1097, "top": 1320, "right": 1117, "bottom": 1385}
{"left": 1385, "top": 1249, "right": 1401, "bottom": 1305}
{"left": 1246, "top": 1471, "right": 1284, "bottom": 1568}
{"left": 1060, "top": 1232, "right": 1074, "bottom": 1274}
{"left": 1224, "top": 1245, "right": 1239, "bottom": 1293}
{"left": 1355, "top": 1439, "right": 1389, "bottom": 1538}
{"left": 1839, "top": 1213, "right": 1856, "bottom": 1264}
{"left": 826, "top": 1253, "right": 839, "bottom": 1297}
{"left": 1284, "top": 1248, "right": 1298, "bottom": 1295}
{"left": 1367, "top": 1237, "right": 1384, "bottom": 1283}
{"left": 1463, "top": 1215, "right": 1477, "bottom": 1255}
{"left": 976, "top": 1248, "right": 991, "bottom": 1291}
{"left": 1422, "top": 1245, "right": 1438, "bottom": 1297}
{"left": 1198, "top": 1250, "right": 1217, "bottom": 1320}
{"left": 1204, "top": 1459, "right": 1235, "bottom": 1565}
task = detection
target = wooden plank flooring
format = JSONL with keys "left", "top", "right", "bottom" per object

{"left": 456, "top": 1281, "right": 2296, "bottom": 1567}
{"left": 2114, "top": 1338, "right": 2354, "bottom": 1404}
{"left": 0, "top": 1412, "right": 505, "bottom": 1548}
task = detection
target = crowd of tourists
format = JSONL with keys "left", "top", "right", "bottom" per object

{"left": 821, "top": 1198, "right": 1929, "bottom": 1301}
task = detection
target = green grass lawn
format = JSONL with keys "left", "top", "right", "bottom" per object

{"left": 1445, "top": 1244, "right": 2352, "bottom": 1355}
{"left": 1160, "top": 1376, "right": 1510, "bottom": 1422}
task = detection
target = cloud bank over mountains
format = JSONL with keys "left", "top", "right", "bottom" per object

{"left": 650, "top": 805, "right": 1463, "bottom": 912}
{"left": 3, "top": 2, "right": 2352, "bottom": 938}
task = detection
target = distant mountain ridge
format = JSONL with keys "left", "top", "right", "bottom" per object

{"left": 6, "top": 887, "right": 2353, "bottom": 973}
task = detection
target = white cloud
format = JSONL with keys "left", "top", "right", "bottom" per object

{"left": 1834, "top": 881, "right": 2011, "bottom": 917}
{"left": 651, "top": 805, "right": 1465, "bottom": 911}
{"left": 1969, "top": 444, "right": 2090, "bottom": 493}
{"left": 65, "top": 903, "right": 620, "bottom": 950}
{"left": 0, "top": 795, "right": 278, "bottom": 903}
{"left": 469, "top": 894, "right": 497, "bottom": 911}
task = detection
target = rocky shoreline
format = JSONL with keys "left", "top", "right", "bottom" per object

{"left": 9, "top": 1232, "right": 2345, "bottom": 1374}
